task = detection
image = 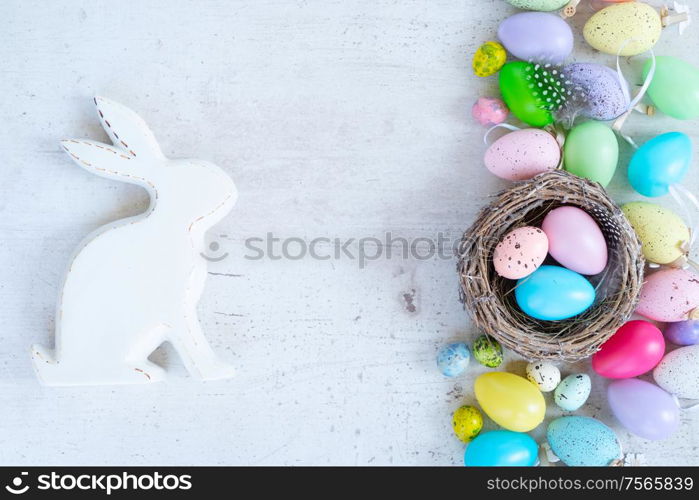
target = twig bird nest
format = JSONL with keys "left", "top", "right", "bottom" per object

{"left": 457, "top": 170, "right": 645, "bottom": 361}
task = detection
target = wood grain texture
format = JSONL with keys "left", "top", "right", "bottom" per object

{"left": 0, "top": 0, "right": 697, "bottom": 465}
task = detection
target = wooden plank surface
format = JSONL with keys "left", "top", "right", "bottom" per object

{"left": 0, "top": 0, "right": 697, "bottom": 465}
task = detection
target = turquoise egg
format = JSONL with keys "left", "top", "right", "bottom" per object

{"left": 547, "top": 416, "right": 621, "bottom": 466}
{"left": 515, "top": 265, "right": 595, "bottom": 320}
{"left": 464, "top": 430, "right": 538, "bottom": 467}
{"left": 436, "top": 342, "right": 470, "bottom": 377}
{"left": 628, "top": 132, "right": 692, "bottom": 197}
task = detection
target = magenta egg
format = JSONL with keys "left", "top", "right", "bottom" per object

{"left": 636, "top": 268, "right": 699, "bottom": 322}
{"left": 592, "top": 320, "right": 665, "bottom": 378}
{"left": 541, "top": 206, "right": 608, "bottom": 275}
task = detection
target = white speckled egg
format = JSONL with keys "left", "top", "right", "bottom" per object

{"left": 493, "top": 226, "right": 549, "bottom": 280}
{"left": 547, "top": 416, "right": 621, "bottom": 466}
{"left": 636, "top": 268, "right": 699, "bottom": 322}
{"left": 485, "top": 129, "right": 560, "bottom": 181}
{"left": 526, "top": 361, "right": 561, "bottom": 392}
{"left": 583, "top": 2, "right": 661, "bottom": 56}
{"left": 554, "top": 373, "right": 591, "bottom": 411}
{"left": 653, "top": 345, "right": 699, "bottom": 399}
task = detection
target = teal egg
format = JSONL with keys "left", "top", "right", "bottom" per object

{"left": 547, "top": 416, "right": 621, "bottom": 466}
{"left": 464, "top": 430, "right": 538, "bottom": 467}
{"left": 515, "top": 265, "right": 595, "bottom": 320}
{"left": 628, "top": 132, "right": 692, "bottom": 197}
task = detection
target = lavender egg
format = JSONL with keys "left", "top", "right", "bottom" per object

{"left": 665, "top": 320, "right": 699, "bottom": 346}
{"left": 498, "top": 13, "right": 573, "bottom": 65}
{"left": 564, "top": 63, "right": 629, "bottom": 120}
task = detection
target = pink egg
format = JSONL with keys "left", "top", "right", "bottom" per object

{"left": 542, "top": 206, "right": 607, "bottom": 275}
{"left": 636, "top": 268, "right": 699, "bottom": 322}
{"left": 485, "top": 129, "right": 560, "bottom": 181}
{"left": 472, "top": 97, "right": 509, "bottom": 127}
{"left": 592, "top": 320, "right": 665, "bottom": 378}
{"left": 493, "top": 226, "right": 549, "bottom": 279}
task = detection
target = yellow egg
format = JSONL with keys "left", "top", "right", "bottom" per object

{"left": 474, "top": 372, "right": 546, "bottom": 432}
{"left": 622, "top": 202, "right": 689, "bottom": 265}
{"left": 452, "top": 405, "right": 483, "bottom": 443}
{"left": 472, "top": 41, "right": 506, "bottom": 77}
{"left": 583, "top": 2, "right": 661, "bottom": 56}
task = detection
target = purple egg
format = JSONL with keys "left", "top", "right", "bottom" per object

{"left": 498, "top": 13, "right": 573, "bottom": 64}
{"left": 665, "top": 320, "right": 699, "bottom": 346}
{"left": 608, "top": 379, "right": 680, "bottom": 441}
{"left": 563, "top": 63, "right": 629, "bottom": 121}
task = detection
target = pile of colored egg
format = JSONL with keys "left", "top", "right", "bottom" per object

{"left": 493, "top": 206, "right": 607, "bottom": 321}
{"left": 448, "top": 0, "right": 699, "bottom": 468}
{"left": 436, "top": 342, "right": 604, "bottom": 466}
{"left": 436, "top": 335, "right": 504, "bottom": 378}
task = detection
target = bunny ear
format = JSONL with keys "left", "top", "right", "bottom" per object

{"left": 61, "top": 139, "right": 155, "bottom": 188}
{"left": 94, "top": 97, "right": 164, "bottom": 160}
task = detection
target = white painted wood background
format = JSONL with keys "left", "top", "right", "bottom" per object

{"left": 1, "top": 0, "right": 698, "bottom": 465}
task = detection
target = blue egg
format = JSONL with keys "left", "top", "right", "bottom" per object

{"left": 436, "top": 342, "right": 470, "bottom": 377}
{"left": 547, "top": 416, "right": 621, "bottom": 466}
{"left": 628, "top": 132, "right": 692, "bottom": 197}
{"left": 464, "top": 430, "right": 538, "bottom": 467}
{"left": 515, "top": 265, "right": 594, "bottom": 321}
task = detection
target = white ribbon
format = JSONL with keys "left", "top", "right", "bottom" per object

{"left": 669, "top": 184, "right": 699, "bottom": 249}
{"left": 483, "top": 123, "right": 521, "bottom": 145}
{"left": 615, "top": 44, "right": 656, "bottom": 113}
{"left": 612, "top": 42, "right": 656, "bottom": 149}
{"left": 674, "top": 394, "right": 699, "bottom": 411}
{"left": 540, "top": 442, "right": 560, "bottom": 463}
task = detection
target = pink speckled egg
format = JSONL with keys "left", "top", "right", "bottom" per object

{"left": 493, "top": 226, "right": 549, "bottom": 279}
{"left": 636, "top": 268, "right": 699, "bottom": 322}
{"left": 472, "top": 97, "right": 509, "bottom": 126}
{"left": 485, "top": 129, "right": 560, "bottom": 181}
{"left": 542, "top": 206, "right": 608, "bottom": 275}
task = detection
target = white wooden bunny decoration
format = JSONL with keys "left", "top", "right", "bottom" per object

{"left": 31, "top": 97, "right": 237, "bottom": 385}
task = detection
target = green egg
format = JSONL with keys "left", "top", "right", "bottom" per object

{"left": 506, "top": 0, "right": 569, "bottom": 11}
{"left": 622, "top": 202, "right": 690, "bottom": 265}
{"left": 472, "top": 335, "right": 503, "bottom": 368}
{"left": 563, "top": 121, "right": 618, "bottom": 187}
{"left": 644, "top": 56, "right": 699, "bottom": 120}
{"left": 452, "top": 405, "right": 484, "bottom": 443}
{"left": 499, "top": 62, "right": 566, "bottom": 128}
